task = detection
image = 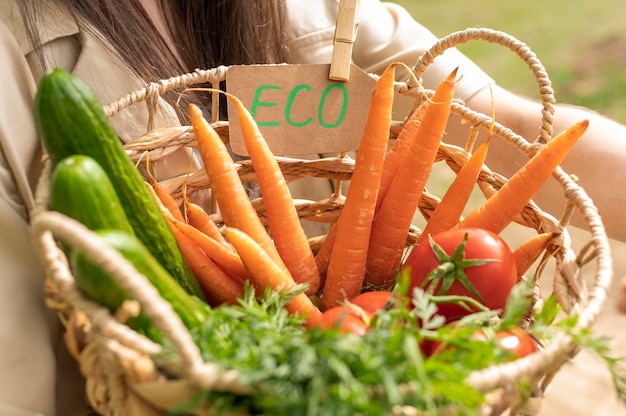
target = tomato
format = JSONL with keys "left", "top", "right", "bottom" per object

{"left": 429, "top": 326, "right": 537, "bottom": 359}
{"left": 403, "top": 228, "right": 517, "bottom": 321}
{"left": 492, "top": 327, "right": 538, "bottom": 359}
{"left": 468, "top": 327, "right": 538, "bottom": 359}
{"left": 316, "top": 305, "right": 370, "bottom": 336}
{"left": 349, "top": 291, "right": 394, "bottom": 315}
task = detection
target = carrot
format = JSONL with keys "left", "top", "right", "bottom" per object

{"left": 452, "top": 119, "right": 589, "bottom": 234}
{"left": 320, "top": 63, "right": 397, "bottom": 310}
{"left": 170, "top": 216, "right": 249, "bottom": 284}
{"left": 512, "top": 231, "right": 554, "bottom": 279}
{"left": 218, "top": 91, "right": 321, "bottom": 295}
{"left": 146, "top": 182, "right": 177, "bottom": 220}
{"left": 314, "top": 223, "right": 337, "bottom": 285}
{"left": 224, "top": 227, "right": 322, "bottom": 327}
{"left": 152, "top": 180, "right": 185, "bottom": 222}
{"left": 144, "top": 156, "right": 185, "bottom": 223}
{"left": 182, "top": 194, "right": 228, "bottom": 245}
{"left": 165, "top": 217, "right": 244, "bottom": 306}
{"left": 189, "top": 103, "right": 285, "bottom": 270}
{"left": 364, "top": 68, "right": 457, "bottom": 287}
{"left": 416, "top": 135, "right": 492, "bottom": 245}
{"left": 150, "top": 183, "right": 245, "bottom": 292}
{"left": 375, "top": 100, "right": 429, "bottom": 213}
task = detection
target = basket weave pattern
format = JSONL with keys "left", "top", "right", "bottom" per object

{"left": 31, "top": 28, "right": 612, "bottom": 415}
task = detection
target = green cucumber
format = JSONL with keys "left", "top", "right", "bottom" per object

{"left": 50, "top": 155, "right": 134, "bottom": 234}
{"left": 71, "top": 229, "right": 208, "bottom": 340}
{"left": 34, "top": 68, "right": 205, "bottom": 301}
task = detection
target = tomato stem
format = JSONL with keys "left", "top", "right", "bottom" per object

{"left": 422, "top": 233, "right": 497, "bottom": 305}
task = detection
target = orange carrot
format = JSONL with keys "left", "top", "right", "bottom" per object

{"left": 145, "top": 158, "right": 185, "bottom": 222}
{"left": 364, "top": 68, "right": 457, "bottom": 287}
{"left": 224, "top": 227, "right": 322, "bottom": 327}
{"left": 452, "top": 119, "right": 589, "bottom": 234}
{"left": 153, "top": 180, "right": 185, "bottom": 222}
{"left": 416, "top": 136, "right": 492, "bottom": 245}
{"left": 219, "top": 92, "right": 321, "bottom": 295}
{"left": 512, "top": 231, "right": 554, "bottom": 279}
{"left": 314, "top": 223, "right": 337, "bottom": 285}
{"left": 320, "top": 63, "right": 397, "bottom": 310}
{"left": 166, "top": 217, "right": 244, "bottom": 306}
{"left": 375, "top": 101, "right": 429, "bottom": 213}
{"left": 150, "top": 183, "right": 244, "bottom": 291}
{"left": 189, "top": 103, "right": 285, "bottom": 270}
{"left": 146, "top": 182, "right": 177, "bottom": 220}
{"left": 170, "top": 216, "right": 249, "bottom": 284}
{"left": 182, "top": 195, "right": 228, "bottom": 245}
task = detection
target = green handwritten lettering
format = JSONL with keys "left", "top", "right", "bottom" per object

{"left": 318, "top": 83, "right": 348, "bottom": 128}
{"left": 251, "top": 85, "right": 281, "bottom": 127}
{"left": 285, "top": 84, "right": 313, "bottom": 127}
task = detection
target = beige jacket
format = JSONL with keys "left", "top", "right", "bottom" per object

{"left": 0, "top": 0, "right": 491, "bottom": 414}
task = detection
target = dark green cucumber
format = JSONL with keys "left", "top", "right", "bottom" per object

{"left": 71, "top": 229, "right": 208, "bottom": 340}
{"left": 50, "top": 155, "right": 134, "bottom": 234}
{"left": 34, "top": 68, "right": 205, "bottom": 301}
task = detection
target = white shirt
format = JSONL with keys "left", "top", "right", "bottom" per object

{"left": 287, "top": 0, "right": 492, "bottom": 102}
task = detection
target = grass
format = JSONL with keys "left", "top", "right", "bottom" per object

{"left": 389, "top": 0, "right": 626, "bottom": 123}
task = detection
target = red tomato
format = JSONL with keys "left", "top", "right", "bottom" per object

{"left": 429, "top": 326, "right": 537, "bottom": 359}
{"left": 403, "top": 228, "right": 517, "bottom": 321}
{"left": 469, "top": 327, "right": 538, "bottom": 359}
{"left": 492, "top": 327, "right": 538, "bottom": 359}
{"left": 349, "top": 291, "right": 394, "bottom": 315}
{"left": 316, "top": 306, "right": 370, "bottom": 336}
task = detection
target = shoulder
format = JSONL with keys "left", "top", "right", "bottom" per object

{"left": 285, "top": 0, "right": 493, "bottom": 100}
{"left": 284, "top": 0, "right": 339, "bottom": 65}
{"left": 284, "top": 0, "right": 436, "bottom": 72}
{"left": 0, "top": 0, "right": 78, "bottom": 57}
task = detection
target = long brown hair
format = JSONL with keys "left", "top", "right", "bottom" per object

{"left": 20, "top": 0, "right": 288, "bottom": 120}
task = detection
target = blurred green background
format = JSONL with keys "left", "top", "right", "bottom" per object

{"left": 389, "top": 0, "right": 626, "bottom": 123}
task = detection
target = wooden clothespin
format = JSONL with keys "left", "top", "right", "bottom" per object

{"left": 329, "top": 0, "right": 361, "bottom": 81}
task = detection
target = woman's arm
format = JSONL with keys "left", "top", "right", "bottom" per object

{"left": 0, "top": 25, "right": 74, "bottom": 416}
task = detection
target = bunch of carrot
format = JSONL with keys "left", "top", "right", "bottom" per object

{"left": 148, "top": 61, "right": 588, "bottom": 323}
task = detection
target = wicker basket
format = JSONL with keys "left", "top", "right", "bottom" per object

{"left": 31, "top": 28, "right": 612, "bottom": 415}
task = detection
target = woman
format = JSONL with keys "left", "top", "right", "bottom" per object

{"left": 2, "top": 0, "right": 625, "bottom": 414}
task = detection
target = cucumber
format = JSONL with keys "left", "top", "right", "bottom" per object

{"left": 71, "top": 229, "right": 208, "bottom": 340}
{"left": 50, "top": 155, "right": 134, "bottom": 234}
{"left": 34, "top": 68, "right": 205, "bottom": 301}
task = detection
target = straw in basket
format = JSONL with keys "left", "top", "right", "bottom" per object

{"left": 30, "top": 27, "right": 613, "bottom": 415}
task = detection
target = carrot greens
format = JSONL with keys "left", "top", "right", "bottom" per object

{"left": 153, "top": 273, "right": 626, "bottom": 416}
{"left": 159, "top": 283, "right": 487, "bottom": 415}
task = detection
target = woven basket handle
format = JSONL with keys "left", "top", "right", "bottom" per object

{"left": 409, "top": 27, "right": 555, "bottom": 144}
{"left": 30, "top": 160, "right": 244, "bottom": 391}
{"left": 103, "top": 66, "right": 230, "bottom": 120}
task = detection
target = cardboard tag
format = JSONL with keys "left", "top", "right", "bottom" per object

{"left": 225, "top": 63, "right": 376, "bottom": 156}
